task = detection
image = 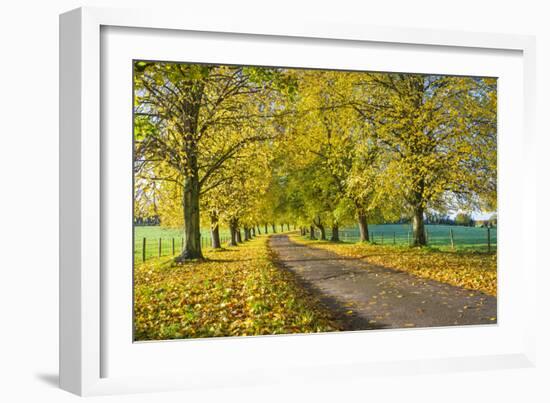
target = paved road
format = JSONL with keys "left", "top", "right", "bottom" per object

{"left": 269, "top": 235, "right": 497, "bottom": 330}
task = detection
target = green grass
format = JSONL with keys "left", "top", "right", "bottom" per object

{"left": 134, "top": 223, "right": 496, "bottom": 261}
{"left": 134, "top": 225, "right": 290, "bottom": 261}
{"left": 133, "top": 226, "right": 226, "bottom": 261}
{"left": 337, "top": 224, "right": 496, "bottom": 252}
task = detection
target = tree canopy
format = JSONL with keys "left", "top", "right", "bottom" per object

{"left": 134, "top": 61, "right": 497, "bottom": 257}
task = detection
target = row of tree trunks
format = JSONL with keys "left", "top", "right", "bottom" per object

{"left": 301, "top": 223, "right": 338, "bottom": 242}
{"left": 300, "top": 206, "right": 424, "bottom": 246}
{"left": 181, "top": 181, "right": 423, "bottom": 261}
{"left": 179, "top": 204, "right": 427, "bottom": 255}
{"left": 209, "top": 218, "right": 303, "bottom": 251}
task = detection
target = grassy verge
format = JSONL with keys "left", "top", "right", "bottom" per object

{"left": 291, "top": 234, "right": 496, "bottom": 297}
{"left": 134, "top": 236, "right": 339, "bottom": 341}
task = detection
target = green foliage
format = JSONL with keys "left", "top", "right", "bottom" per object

{"left": 455, "top": 213, "right": 474, "bottom": 226}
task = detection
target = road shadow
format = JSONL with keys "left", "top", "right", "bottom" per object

{"left": 268, "top": 242, "right": 389, "bottom": 331}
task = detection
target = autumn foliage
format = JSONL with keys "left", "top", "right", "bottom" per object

{"left": 292, "top": 235, "right": 496, "bottom": 296}
{"left": 133, "top": 61, "right": 498, "bottom": 340}
{"left": 134, "top": 237, "right": 338, "bottom": 340}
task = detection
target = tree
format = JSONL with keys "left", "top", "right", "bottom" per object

{"left": 455, "top": 212, "right": 474, "bottom": 227}
{"left": 134, "top": 62, "right": 289, "bottom": 260}
{"left": 352, "top": 73, "right": 497, "bottom": 246}
{"left": 281, "top": 70, "right": 364, "bottom": 241}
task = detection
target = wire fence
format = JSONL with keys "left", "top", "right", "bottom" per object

{"left": 310, "top": 224, "right": 497, "bottom": 252}
{"left": 134, "top": 233, "right": 235, "bottom": 262}
{"left": 134, "top": 224, "right": 497, "bottom": 262}
{"left": 134, "top": 225, "right": 293, "bottom": 262}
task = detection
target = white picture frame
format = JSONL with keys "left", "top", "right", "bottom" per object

{"left": 59, "top": 6, "right": 537, "bottom": 396}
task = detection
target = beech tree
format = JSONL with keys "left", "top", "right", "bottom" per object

{"left": 134, "top": 62, "right": 290, "bottom": 260}
{"left": 352, "top": 73, "right": 497, "bottom": 245}
{"left": 134, "top": 62, "right": 497, "bottom": 255}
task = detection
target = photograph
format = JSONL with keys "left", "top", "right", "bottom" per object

{"left": 132, "top": 61, "right": 497, "bottom": 341}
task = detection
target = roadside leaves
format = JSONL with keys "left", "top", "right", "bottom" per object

{"left": 134, "top": 237, "right": 339, "bottom": 340}
{"left": 293, "top": 235, "right": 497, "bottom": 296}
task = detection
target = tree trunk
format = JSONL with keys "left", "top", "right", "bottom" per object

{"left": 228, "top": 219, "right": 238, "bottom": 246}
{"left": 313, "top": 217, "right": 326, "bottom": 240}
{"left": 357, "top": 210, "right": 370, "bottom": 242}
{"left": 236, "top": 228, "right": 243, "bottom": 243}
{"left": 244, "top": 227, "right": 250, "bottom": 241}
{"left": 210, "top": 212, "right": 221, "bottom": 249}
{"left": 272, "top": 223, "right": 276, "bottom": 233}
{"left": 331, "top": 224, "right": 340, "bottom": 242}
{"left": 317, "top": 224, "right": 326, "bottom": 240}
{"left": 309, "top": 225, "right": 316, "bottom": 240}
{"left": 257, "top": 225, "right": 261, "bottom": 235}
{"left": 265, "top": 223, "right": 268, "bottom": 234}
{"left": 280, "top": 224, "right": 284, "bottom": 232}
{"left": 412, "top": 206, "right": 427, "bottom": 246}
{"left": 286, "top": 223, "right": 290, "bottom": 231}
{"left": 177, "top": 172, "right": 203, "bottom": 262}
{"left": 252, "top": 227, "right": 256, "bottom": 237}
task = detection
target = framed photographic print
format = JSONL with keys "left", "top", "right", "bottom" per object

{"left": 60, "top": 6, "right": 537, "bottom": 396}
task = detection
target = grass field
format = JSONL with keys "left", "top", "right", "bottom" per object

{"left": 134, "top": 223, "right": 497, "bottom": 261}
{"left": 133, "top": 225, "right": 289, "bottom": 260}
{"left": 338, "top": 224, "right": 496, "bottom": 252}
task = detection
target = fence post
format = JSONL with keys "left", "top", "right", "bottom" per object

{"left": 487, "top": 227, "right": 491, "bottom": 253}
{"left": 142, "top": 237, "right": 146, "bottom": 262}
{"left": 158, "top": 238, "right": 162, "bottom": 257}
{"left": 425, "top": 230, "right": 429, "bottom": 245}
{"left": 393, "top": 232, "right": 396, "bottom": 245}
{"left": 407, "top": 230, "right": 410, "bottom": 246}
{"left": 172, "top": 238, "right": 175, "bottom": 255}
{"left": 450, "top": 228, "right": 455, "bottom": 250}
